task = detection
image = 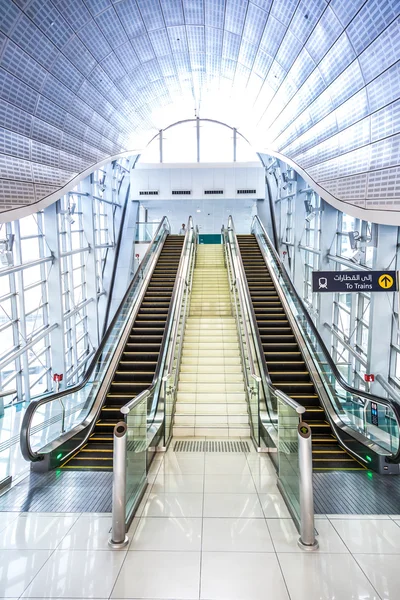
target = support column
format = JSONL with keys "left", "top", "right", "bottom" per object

{"left": 318, "top": 201, "right": 339, "bottom": 348}
{"left": 81, "top": 180, "right": 99, "bottom": 348}
{"left": 196, "top": 117, "right": 200, "bottom": 163}
{"left": 367, "top": 224, "right": 398, "bottom": 395}
{"left": 43, "top": 202, "right": 65, "bottom": 391}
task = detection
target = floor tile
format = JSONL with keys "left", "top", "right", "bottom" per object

{"left": 0, "top": 512, "right": 20, "bottom": 533}
{"left": 151, "top": 474, "right": 204, "bottom": 493}
{"left": 267, "top": 518, "right": 349, "bottom": 553}
{"left": 278, "top": 553, "right": 380, "bottom": 600}
{"left": 204, "top": 455, "right": 251, "bottom": 475}
{"left": 111, "top": 551, "right": 200, "bottom": 599}
{"left": 251, "top": 474, "right": 278, "bottom": 493}
{"left": 0, "top": 549, "right": 52, "bottom": 598}
{"left": 0, "top": 514, "right": 78, "bottom": 550}
{"left": 247, "top": 457, "right": 277, "bottom": 476}
{"left": 141, "top": 493, "right": 203, "bottom": 517}
{"left": 203, "top": 493, "right": 264, "bottom": 518}
{"left": 259, "top": 494, "right": 291, "bottom": 518}
{"left": 204, "top": 473, "right": 256, "bottom": 494}
{"left": 202, "top": 517, "right": 274, "bottom": 552}
{"left": 201, "top": 552, "right": 289, "bottom": 600}
{"left": 331, "top": 519, "right": 400, "bottom": 554}
{"left": 129, "top": 517, "right": 202, "bottom": 551}
{"left": 57, "top": 515, "right": 113, "bottom": 550}
{"left": 22, "top": 549, "right": 126, "bottom": 598}
{"left": 160, "top": 455, "right": 205, "bottom": 474}
{"left": 355, "top": 553, "right": 400, "bottom": 599}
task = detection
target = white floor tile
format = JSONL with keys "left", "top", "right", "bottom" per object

{"left": 204, "top": 455, "right": 251, "bottom": 475}
{"left": 259, "top": 494, "right": 291, "bottom": 518}
{"left": 331, "top": 518, "right": 400, "bottom": 554}
{"left": 0, "top": 514, "right": 78, "bottom": 550}
{"left": 355, "top": 553, "right": 400, "bottom": 599}
{"left": 129, "top": 517, "right": 202, "bottom": 551}
{"left": 0, "top": 549, "right": 52, "bottom": 597}
{"left": 202, "top": 517, "right": 274, "bottom": 552}
{"left": 0, "top": 512, "right": 19, "bottom": 533}
{"left": 203, "top": 493, "right": 264, "bottom": 518}
{"left": 278, "top": 553, "right": 380, "bottom": 600}
{"left": 204, "top": 473, "right": 256, "bottom": 494}
{"left": 111, "top": 551, "right": 200, "bottom": 599}
{"left": 22, "top": 549, "right": 126, "bottom": 598}
{"left": 247, "top": 457, "right": 277, "bottom": 476}
{"left": 159, "top": 455, "right": 205, "bottom": 474}
{"left": 57, "top": 515, "right": 113, "bottom": 550}
{"left": 252, "top": 474, "right": 278, "bottom": 493}
{"left": 267, "top": 518, "right": 349, "bottom": 553}
{"left": 151, "top": 474, "right": 204, "bottom": 493}
{"left": 141, "top": 493, "right": 203, "bottom": 517}
{"left": 201, "top": 552, "right": 289, "bottom": 600}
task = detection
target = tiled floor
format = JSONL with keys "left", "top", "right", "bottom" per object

{"left": 1, "top": 441, "right": 400, "bottom": 599}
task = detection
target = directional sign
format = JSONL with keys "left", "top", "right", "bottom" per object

{"left": 378, "top": 274, "right": 394, "bottom": 289}
{"left": 312, "top": 270, "right": 398, "bottom": 293}
{"left": 298, "top": 422, "right": 311, "bottom": 439}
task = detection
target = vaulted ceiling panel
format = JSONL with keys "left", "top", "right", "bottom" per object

{"left": 0, "top": 0, "right": 399, "bottom": 221}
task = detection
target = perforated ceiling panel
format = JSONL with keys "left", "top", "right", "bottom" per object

{"left": 0, "top": 0, "right": 400, "bottom": 218}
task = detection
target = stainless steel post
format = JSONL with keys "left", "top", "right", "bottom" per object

{"left": 297, "top": 422, "right": 319, "bottom": 551}
{"left": 109, "top": 421, "right": 129, "bottom": 548}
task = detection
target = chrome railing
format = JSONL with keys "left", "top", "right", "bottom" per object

{"left": 223, "top": 218, "right": 317, "bottom": 548}
{"left": 251, "top": 215, "right": 400, "bottom": 466}
{"left": 109, "top": 218, "right": 196, "bottom": 540}
{"left": 20, "top": 217, "right": 171, "bottom": 466}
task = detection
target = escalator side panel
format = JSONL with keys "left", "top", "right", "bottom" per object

{"left": 237, "top": 235, "right": 365, "bottom": 472}
{"left": 61, "top": 236, "right": 185, "bottom": 470}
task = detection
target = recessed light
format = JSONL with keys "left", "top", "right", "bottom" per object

{"left": 196, "top": 209, "right": 201, "bottom": 213}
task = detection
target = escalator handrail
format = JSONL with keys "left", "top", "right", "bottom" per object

{"left": 224, "top": 220, "right": 305, "bottom": 417}
{"left": 20, "top": 216, "right": 171, "bottom": 461}
{"left": 121, "top": 217, "right": 194, "bottom": 416}
{"left": 251, "top": 214, "right": 400, "bottom": 460}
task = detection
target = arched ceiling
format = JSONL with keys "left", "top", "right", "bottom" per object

{"left": 1, "top": 0, "right": 400, "bottom": 222}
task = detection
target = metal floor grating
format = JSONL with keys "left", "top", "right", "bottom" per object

{"left": 0, "top": 470, "right": 113, "bottom": 513}
{"left": 313, "top": 471, "right": 400, "bottom": 514}
{"left": 173, "top": 440, "right": 251, "bottom": 453}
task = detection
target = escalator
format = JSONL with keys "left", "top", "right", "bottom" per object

{"left": 62, "top": 235, "right": 185, "bottom": 470}
{"left": 237, "top": 234, "right": 365, "bottom": 471}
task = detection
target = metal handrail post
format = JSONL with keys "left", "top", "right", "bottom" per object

{"left": 297, "top": 422, "right": 318, "bottom": 551}
{"left": 109, "top": 422, "right": 129, "bottom": 548}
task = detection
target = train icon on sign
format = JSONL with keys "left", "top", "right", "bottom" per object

{"left": 318, "top": 277, "right": 328, "bottom": 290}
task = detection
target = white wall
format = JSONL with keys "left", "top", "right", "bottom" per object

{"left": 131, "top": 162, "right": 264, "bottom": 200}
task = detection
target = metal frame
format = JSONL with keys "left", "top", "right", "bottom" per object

{"left": 0, "top": 157, "right": 133, "bottom": 407}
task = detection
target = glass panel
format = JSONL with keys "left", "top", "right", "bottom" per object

{"left": 26, "top": 222, "right": 170, "bottom": 457}
{"left": 125, "top": 394, "right": 147, "bottom": 521}
{"left": 252, "top": 218, "right": 400, "bottom": 457}
{"left": 200, "top": 121, "right": 233, "bottom": 162}
{"left": 135, "top": 222, "right": 161, "bottom": 242}
{"left": 236, "top": 135, "right": 259, "bottom": 162}
{"left": 162, "top": 122, "right": 197, "bottom": 163}
{"left": 277, "top": 396, "right": 300, "bottom": 524}
{"left": 0, "top": 401, "right": 29, "bottom": 484}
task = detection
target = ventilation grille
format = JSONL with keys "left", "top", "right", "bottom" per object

{"left": 139, "top": 190, "right": 159, "bottom": 195}
{"left": 172, "top": 190, "right": 191, "bottom": 195}
{"left": 237, "top": 189, "right": 256, "bottom": 194}
{"left": 204, "top": 189, "right": 224, "bottom": 195}
{"left": 173, "top": 440, "right": 251, "bottom": 453}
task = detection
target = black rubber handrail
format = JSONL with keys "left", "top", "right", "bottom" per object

{"left": 251, "top": 214, "right": 400, "bottom": 462}
{"left": 20, "top": 216, "right": 171, "bottom": 461}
